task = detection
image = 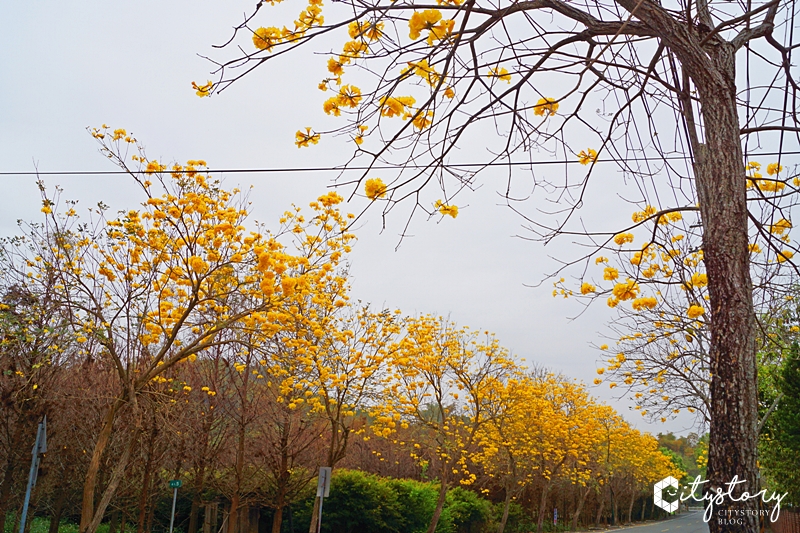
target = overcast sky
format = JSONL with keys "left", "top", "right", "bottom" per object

{"left": 1, "top": 1, "right": 704, "bottom": 435}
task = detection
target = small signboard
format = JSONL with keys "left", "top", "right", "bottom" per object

{"left": 316, "top": 467, "right": 331, "bottom": 498}
{"left": 169, "top": 479, "right": 182, "bottom": 489}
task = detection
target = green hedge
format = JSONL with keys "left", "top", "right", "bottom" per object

{"left": 291, "top": 470, "right": 492, "bottom": 533}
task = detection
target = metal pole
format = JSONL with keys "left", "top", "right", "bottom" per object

{"left": 18, "top": 422, "right": 43, "bottom": 533}
{"left": 316, "top": 496, "right": 324, "bottom": 533}
{"left": 169, "top": 486, "right": 178, "bottom": 533}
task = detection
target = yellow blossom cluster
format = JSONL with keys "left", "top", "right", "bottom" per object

{"left": 364, "top": 178, "right": 387, "bottom": 200}
{"left": 192, "top": 81, "right": 213, "bottom": 98}
{"left": 408, "top": 10, "right": 455, "bottom": 45}
{"left": 379, "top": 95, "right": 417, "bottom": 119}
{"left": 746, "top": 161, "right": 787, "bottom": 192}
{"left": 295, "top": 127, "right": 321, "bottom": 148}
{"left": 577, "top": 149, "right": 597, "bottom": 165}
{"left": 434, "top": 200, "right": 458, "bottom": 218}
{"left": 533, "top": 97, "right": 559, "bottom": 117}
{"left": 613, "top": 233, "right": 634, "bottom": 246}
{"left": 402, "top": 59, "right": 442, "bottom": 87}
{"left": 323, "top": 84, "right": 363, "bottom": 117}
{"left": 487, "top": 67, "right": 511, "bottom": 83}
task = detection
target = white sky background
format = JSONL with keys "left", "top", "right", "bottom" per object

{"left": 0, "top": 1, "right": 703, "bottom": 436}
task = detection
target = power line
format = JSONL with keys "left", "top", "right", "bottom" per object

{"left": 1, "top": 151, "right": 799, "bottom": 177}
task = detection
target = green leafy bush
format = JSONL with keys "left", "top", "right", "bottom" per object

{"left": 291, "top": 470, "right": 492, "bottom": 533}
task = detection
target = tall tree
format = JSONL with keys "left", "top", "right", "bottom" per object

{"left": 9, "top": 129, "right": 354, "bottom": 533}
{"left": 204, "top": 0, "right": 800, "bottom": 529}
{"left": 381, "top": 316, "right": 515, "bottom": 533}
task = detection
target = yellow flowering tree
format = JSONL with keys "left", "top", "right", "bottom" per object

{"left": 507, "top": 376, "right": 604, "bottom": 533}
{"left": 19, "top": 128, "right": 354, "bottom": 533}
{"left": 603, "top": 424, "right": 683, "bottom": 524}
{"left": 558, "top": 193, "right": 798, "bottom": 425}
{"left": 379, "top": 316, "right": 516, "bottom": 533}
{"left": 477, "top": 373, "right": 609, "bottom": 533}
{"left": 260, "top": 297, "right": 400, "bottom": 533}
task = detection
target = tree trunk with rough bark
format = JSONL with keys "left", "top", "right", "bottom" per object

{"left": 690, "top": 47, "right": 759, "bottom": 533}
{"left": 610, "top": 0, "right": 761, "bottom": 526}
{"left": 80, "top": 399, "right": 123, "bottom": 533}
{"left": 85, "top": 433, "right": 137, "bottom": 533}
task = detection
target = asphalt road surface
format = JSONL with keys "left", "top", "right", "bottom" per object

{"left": 619, "top": 511, "right": 710, "bottom": 533}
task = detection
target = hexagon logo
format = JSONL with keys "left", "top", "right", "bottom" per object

{"left": 654, "top": 476, "right": 680, "bottom": 513}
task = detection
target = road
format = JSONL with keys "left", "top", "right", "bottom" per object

{"left": 615, "top": 511, "right": 710, "bottom": 533}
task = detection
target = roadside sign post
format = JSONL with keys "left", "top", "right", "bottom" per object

{"left": 19, "top": 416, "right": 47, "bottom": 533}
{"left": 168, "top": 479, "right": 182, "bottom": 533}
{"left": 316, "top": 467, "right": 332, "bottom": 533}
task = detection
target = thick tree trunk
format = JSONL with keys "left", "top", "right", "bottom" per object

{"left": 271, "top": 486, "right": 288, "bottom": 533}
{"left": 690, "top": 45, "right": 759, "bottom": 533}
{"left": 603, "top": 3, "right": 761, "bottom": 529}
{"left": 535, "top": 482, "right": 551, "bottom": 533}
{"left": 85, "top": 432, "right": 137, "bottom": 533}
{"left": 81, "top": 399, "right": 123, "bottom": 533}
{"left": 571, "top": 486, "right": 591, "bottom": 531}
{"left": 271, "top": 481, "right": 289, "bottom": 533}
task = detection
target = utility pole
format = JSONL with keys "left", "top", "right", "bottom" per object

{"left": 19, "top": 416, "right": 47, "bottom": 533}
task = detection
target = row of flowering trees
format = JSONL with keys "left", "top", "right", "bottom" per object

{"left": 0, "top": 130, "right": 681, "bottom": 533}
